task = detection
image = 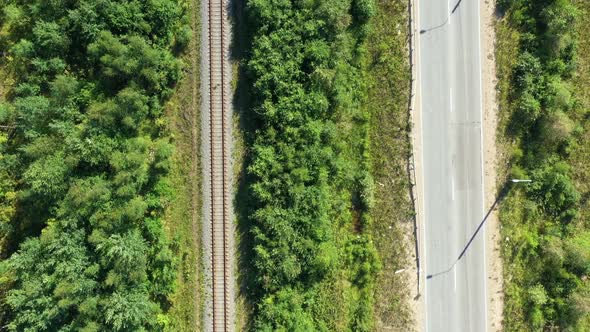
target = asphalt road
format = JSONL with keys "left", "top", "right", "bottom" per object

{"left": 418, "top": 0, "right": 487, "bottom": 330}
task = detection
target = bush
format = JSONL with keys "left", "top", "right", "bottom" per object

{"left": 528, "top": 284, "right": 548, "bottom": 329}
{"left": 538, "top": 111, "right": 574, "bottom": 149}
{"left": 352, "top": 0, "right": 376, "bottom": 24}
{"left": 527, "top": 161, "right": 579, "bottom": 221}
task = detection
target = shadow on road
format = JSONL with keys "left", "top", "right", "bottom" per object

{"left": 451, "top": 0, "right": 464, "bottom": 14}
{"left": 419, "top": 0, "right": 465, "bottom": 34}
{"left": 426, "top": 180, "right": 511, "bottom": 280}
{"left": 420, "top": 19, "right": 448, "bottom": 35}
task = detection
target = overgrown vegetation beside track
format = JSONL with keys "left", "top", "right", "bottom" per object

{"left": 0, "top": 0, "right": 194, "bottom": 330}
{"left": 237, "top": 0, "right": 414, "bottom": 330}
{"left": 240, "top": 0, "right": 381, "bottom": 330}
{"left": 162, "top": 0, "right": 202, "bottom": 329}
{"left": 496, "top": 0, "right": 590, "bottom": 329}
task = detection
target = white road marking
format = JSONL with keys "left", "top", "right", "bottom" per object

{"left": 450, "top": 88, "right": 453, "bottom": 112}
{"left": 454, "top": 264, "right": 457, "bottom": 291}
{"left": 451, "top": 176, "right": 455, "bottom": 201}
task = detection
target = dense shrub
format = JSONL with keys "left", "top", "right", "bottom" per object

{"left": 244, "top": 0, "right": 378, "bottom": 329}
{"left": 527, "top": 161, "right": 579, "bottom": 220}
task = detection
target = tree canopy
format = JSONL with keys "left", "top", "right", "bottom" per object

{"left": 0, "top": 0, "right": 188, "bottom": 330}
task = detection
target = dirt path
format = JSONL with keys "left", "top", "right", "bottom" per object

{"left": 480, "top": 0, "right": 504, "bottom": 330}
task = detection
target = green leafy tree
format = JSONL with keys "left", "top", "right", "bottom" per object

{"left": 0, "top": 0, "right": 186, "bottom": 329}
{"left": 527, "top": 161, "right": 579, "bottom": 220}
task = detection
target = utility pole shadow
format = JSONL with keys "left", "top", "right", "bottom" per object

{"left": 420, "top": 18, "right": 448, "bottom": 35}
{"left": 419, "top": 0, "right": 465, "bottom": 34}
{"left": 427, "top": 181, "right": 511, "bottom": 280}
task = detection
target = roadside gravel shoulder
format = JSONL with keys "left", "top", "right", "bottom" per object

{"left": 481, "top": 0, "right": 504, "bottom": 331}
{"left": 410, "top": 0, "right": 426, "bottom": 329}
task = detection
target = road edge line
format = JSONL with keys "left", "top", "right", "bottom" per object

{"left": 409, "top": 0, "right": 427, "bottom": 329}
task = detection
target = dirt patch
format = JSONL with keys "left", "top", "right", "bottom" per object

{"left": 480, "top": 0, "right": 504, "bottom": 331}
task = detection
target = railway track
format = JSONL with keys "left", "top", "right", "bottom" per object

{"left": 202, "top": 0, "right": 233, "bottom": 330}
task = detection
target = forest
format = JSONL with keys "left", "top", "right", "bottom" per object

{"left": 497, "top": 0, "right": 590, "bottom": 330}
{"left": 0, "top": 0, "right": 411, "bottom": 330}
{"left": 0, "top": 0, "right": 190, "bottom": 330}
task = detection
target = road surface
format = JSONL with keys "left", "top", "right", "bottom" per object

{"left": 418, "top": 0, "right": 487, "bottom": 330}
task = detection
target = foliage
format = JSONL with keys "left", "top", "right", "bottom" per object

{"left": 497, "top": 0, "right": 590, "bottom": 330}
{"left": 0, "top": 0, "right": 188, "bottom": 330}
{"left": 243, "top": 0, "right": 379, "bottom": 329}
{"left": 365, "top": 0, "right": 415, "bottom": 329}
{"left": 527, "top": 161, "right": 579, "bottom": 221}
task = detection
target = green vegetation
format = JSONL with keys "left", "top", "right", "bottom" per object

{"left": 161, "top": 0, "right": 202, "bottom": 329}
{"left": 496, "top": 0, "right": 590, "bottom": 330}
{"left": 0, "top": 0, "right": 194, "bottom": 330}
{"left": 366, "top": 0, "right": 415, "bottom": 329}
{"left": 0, "top": 0, "right": 412, "bottom": 329}
{"left": 240, "top": 0, "right": 383, "bottom": 330}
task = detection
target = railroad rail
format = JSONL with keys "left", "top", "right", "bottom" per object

{"left": 202, "top": 0, "right": 233, "bottom": 330}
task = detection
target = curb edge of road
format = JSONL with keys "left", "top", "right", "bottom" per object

{"left": 407, "top": 0, "right": 427, "bottom": 330}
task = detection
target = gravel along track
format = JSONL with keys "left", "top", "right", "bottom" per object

{"left": 201, "top": 0, "right": 234, "bottom": 330}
